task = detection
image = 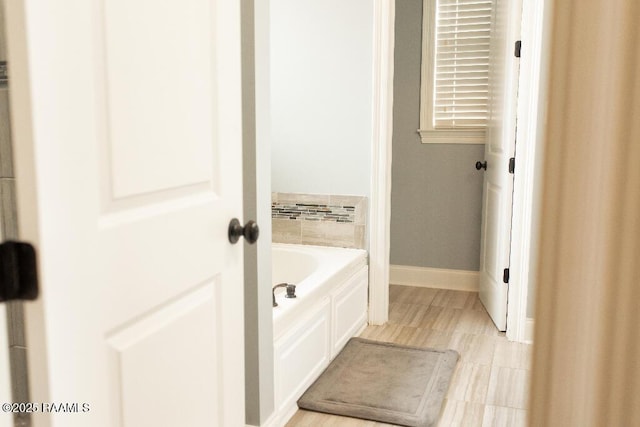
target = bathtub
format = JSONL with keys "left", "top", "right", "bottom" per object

{"left": 272, "top": 243, "right": 368, "bottom": 338}
{"left": 271, "top": 243, "right": 369, "bottom": 425}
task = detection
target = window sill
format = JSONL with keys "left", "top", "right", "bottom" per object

{"left": 418, "top": 129, "right": 486, "bottom": 145}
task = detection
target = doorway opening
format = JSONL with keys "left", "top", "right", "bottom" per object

{"left": 370, "top": 0, "right": 552, "bottom": 343}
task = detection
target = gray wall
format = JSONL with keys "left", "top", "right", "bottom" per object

{"left": 390, "top": 0, "right": 484, "bottom": 272}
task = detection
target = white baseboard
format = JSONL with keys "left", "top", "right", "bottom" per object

{"left": 524, "top": 318, "right": 535, "bottom": 344}
{"left": 248, "top": 410, "right": 279, "bottom": 427}
{"left": 390, "top": 264, "right": 479, "bottom": 292}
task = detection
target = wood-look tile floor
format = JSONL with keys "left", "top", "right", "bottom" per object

{"left": 286, "top": 285, "right": 532, "bottom": 427}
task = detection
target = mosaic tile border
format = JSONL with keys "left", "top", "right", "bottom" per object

{"left": 272, "top": 193, "right": 367, "bottom": 249}
{"left": 272, "top": 202, "right": 356, "bottom": 223}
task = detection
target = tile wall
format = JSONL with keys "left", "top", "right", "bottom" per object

{"left": 272, "top": 193, "right": 367, "bottom": 250}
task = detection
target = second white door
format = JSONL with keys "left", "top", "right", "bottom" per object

{"left": 479, "top": 0, "right": 522, "bottom": 331}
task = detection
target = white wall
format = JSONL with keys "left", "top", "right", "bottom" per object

{"left": 270, "top": 0, "right": 374, "bottom": 196}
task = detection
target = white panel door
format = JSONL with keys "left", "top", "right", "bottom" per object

{"left": 478, "top": 0, "right": 522, "bottom": 331}
{"left": 6, "top": 0, "right": 246, "bottom": 426}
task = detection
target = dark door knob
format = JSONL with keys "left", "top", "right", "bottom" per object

{"left": 475, "top": 161, "right": 487, "bottom": 170}
{"left": 228, "top": 218, "right": 260, "bottom": 244}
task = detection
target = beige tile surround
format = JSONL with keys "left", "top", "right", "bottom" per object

{"left": 286, "top": 285, "right": 532, "bottom": 427}
{"left": 272, "top": 192, "right": 367, "bottom": 249}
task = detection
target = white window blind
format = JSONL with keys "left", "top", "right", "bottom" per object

{"left": 433, "top": 0, "right": 492, "bottom": 129}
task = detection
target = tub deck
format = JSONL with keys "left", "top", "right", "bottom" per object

{"left": 272, "top": 243, "right": 367, "bottom": 339}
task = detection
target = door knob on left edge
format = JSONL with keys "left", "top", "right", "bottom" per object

{"left": 228, "top": 218, "right": 260, "bottom": 244}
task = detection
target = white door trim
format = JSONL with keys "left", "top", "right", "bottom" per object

{"left": 368, "top": 0, "right": 395, "bottom": 326}
{"left": 506, "top": 0, "right": 550, "bottom": 342}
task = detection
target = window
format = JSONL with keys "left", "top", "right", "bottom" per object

{"left": 419, "top": 0, "right": 493, "bottom": 144}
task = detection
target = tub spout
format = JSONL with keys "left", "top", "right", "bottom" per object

{"left": 272, "top": 283, "right": 296, "bottom": 307}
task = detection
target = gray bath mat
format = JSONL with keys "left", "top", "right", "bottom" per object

{"left": 297, "top": 337, "right": 459, "bottom": 427}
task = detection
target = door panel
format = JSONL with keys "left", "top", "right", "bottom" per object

{"left": 6, "top": 0, "right": 245, "bottom": 426}
{"left": 102, "top": 0, "right": 214, "bottom": 199}
{"left": 106, "top": 283, "right": 221, "bottom": 426}
{"left": 483, "top": 183, "right": 502, "bottom": 284}
{"left": 479, "top": 0, "right": 522, "bottom": 331}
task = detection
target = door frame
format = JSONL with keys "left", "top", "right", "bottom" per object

{"left": 0, "top": 94, "right": 10, "bottom": 425}
{"left": 506, "top": 0, "right": 551, "bottom": 342}
{"left": 0, "top": 183, "right": 10, "bottom": 427}
{"left": 368, "top": 0, "right": 395, "bottom": 325}
{"left": 369, "top": 0, "right": 545, "bottom": 342}
{"left": 0, "top": 304, "right": 10, "bottom": 427}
